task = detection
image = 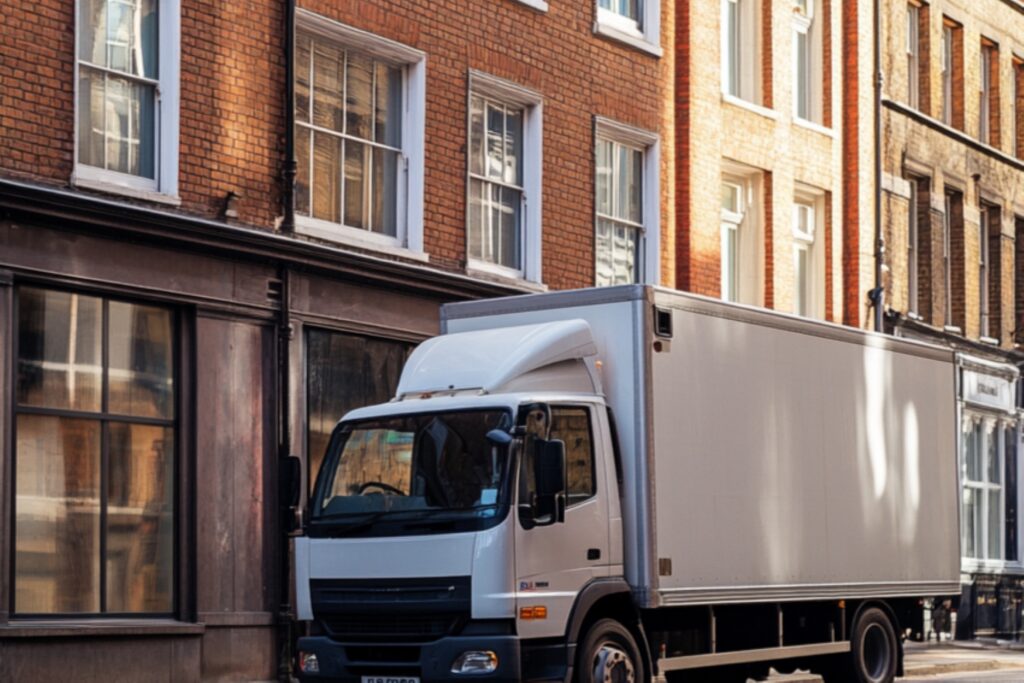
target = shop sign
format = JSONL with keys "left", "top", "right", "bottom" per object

{"left": 962, "top": 368, "right": 1015, "bottom": 412}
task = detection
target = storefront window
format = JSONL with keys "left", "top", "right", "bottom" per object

{"left": 14, "top": 287, "right": 175, "bottom": 615}
{"left": 962, "top": 416, "right": 1010, "bottom": 562}
{"left": 306, "top": 329, "right": 413, "bottom": 494}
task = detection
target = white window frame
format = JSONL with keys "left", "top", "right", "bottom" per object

{"left": 73, "top": 0, "right": 181, "bottom": 203}
{"left": 721, "top": 0, "right": 761, "bottom": 104}
{"left": 594, "top": 116, "right": 661, "bottom": 287}
{"left": 792, "top": 0, "right": 822, "bottom": 125}
{"left": 594, "top": 0, "right": 663, "bottom": 58}
{"left": 292, "top": 11, "right": 427, "bottom": 259}
{"left": 721, "top": 181, "right": 744, "bottom": 303}
{"left": 943, "top": 190, "right": 954, "bottom": 325}
{"left": 941, "top": 23, "right": 954, "bottom": 125}
{"left": 961, "top": 414, "right": 1009, "bottom": 565}
{"left": 907, "top": 3, "right": 920, "bottom": 110}
{"left": 720, "top": 165, "right": 764, "bottom": 306}
{"left": 466, "top": 71, "right": 543, "bottom": 283}
{"left": 980, "top": 41, "right": 995, "bottom": 144}
{"left": 907, "top": 177, "right": 920, "bottom": 316}
{"left": 793, "top": 191, "right": 824, "bottom": 319}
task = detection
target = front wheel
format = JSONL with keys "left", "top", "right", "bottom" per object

{"left": 576, "top": 618, "right": 645, "bottom": 683}
{"left": 822, "top": 606, "right": 898, "bottom": 683}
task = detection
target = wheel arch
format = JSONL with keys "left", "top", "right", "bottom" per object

{"left": 850, "top": 599, "right": 905, "bottom": 677}
{"left": 565, "top": 579, "right": 653, "bottom": 683}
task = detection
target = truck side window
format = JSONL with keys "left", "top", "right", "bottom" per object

{"left": 550, "top": 407, "right": 596, "bottom": 505}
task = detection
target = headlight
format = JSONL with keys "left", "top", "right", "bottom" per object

{"left": 298, "top": 651, "right": 320, "bottom": 674}
{"left": 451, "top": 650, "right": 498, "bottom": 675}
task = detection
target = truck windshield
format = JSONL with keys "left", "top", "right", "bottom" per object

{"left": 310, "top": 409, "right": 513, "bottom": 534}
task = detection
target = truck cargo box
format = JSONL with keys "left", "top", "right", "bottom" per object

{"left": 443, "top": 285, "right": 960, "bottom": 609}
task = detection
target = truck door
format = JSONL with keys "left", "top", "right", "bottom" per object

{"left": 515, "top": 404, "right": 610, "bottom": 639}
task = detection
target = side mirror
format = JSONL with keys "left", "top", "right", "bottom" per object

{"left": 279, "top": 455, "right": 302, "bottom": 510}
{"left": 486, "top": 428, "right": 513, "bottom": 446}
{"left": 535, "top": 439, "right": 567, "bottom": 524}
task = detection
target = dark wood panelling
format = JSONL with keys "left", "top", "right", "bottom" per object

{"left": 195, "top": 318, "right": 274, "bottom": 618}
{"left": 0, "top": 222, "right": 277, "bottom": 318}
{"left": 0, "top": 635, "right": 202, "bottom": 682}
{"left": 291, "top": 272, "right": 441, "bottom": 342}
{"left": 198, "top": 624, "right": 276, "bottom": 681}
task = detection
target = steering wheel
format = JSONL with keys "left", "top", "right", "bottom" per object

{"left": 357, "top": 480, "right": 406, "bottom": 496}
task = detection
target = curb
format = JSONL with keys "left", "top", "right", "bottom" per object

{"left": 903, "top": 660, "right": 1022, "bottom": 677}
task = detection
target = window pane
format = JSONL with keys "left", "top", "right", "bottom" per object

{"left": 371, "top": 146, "right": 399, "bottom": 237}
{"left": 312, "top": 41, "right": 344, "bottom": 133}
{"left": 613, "top": 223, "right": 638, "bottom": 284}
{"left": 468, "top": 178, "right": 485, "bottom": 260}
{"left": 306, "top": 330, "right": 411, "bottom": 493}
{"left": 312, "top": 131, "right": 341, "bottom": 223}
{"left": 595, "top": 220, "right": 613, "bottom": 286}
{"left": 295, "top": 125, "right": 311, "bottom": 216}
{"left": 108, "top": 300, "right": 174, "bottom": 419}
{"left": 345, "top": 52, "right": 374, "bottom": 140}
{"left": 795, "top": 245, "right": 809, "bottom": 316}
{"left": 295, "top": 33, "right": 311, "bottom": 123}
{"left": 596, "top": 140, "right": 613, "bottom": 216}
{"left": 963, "top": 487, "right": 978, "bottom": 558}
{"left": 469, "top": 96, "right": 485, "bottom": 177}
{"left": 17, "top": 288, "right": 103, "bottom": 412}
{"left": 987, "top": 426, "right": 1000, "bottom": 484}
{"left": 486, "top": 103, "right": 505, "bottom": 180}
{"left": 15, "top": 416, "right": 101, "bottom": 614}
{"left": 106, "top": 423, "right": 174, "bottom": 613}
{"left": 722, "top": 183, "right": 741, "bottom": 213}
{"left": 78, "top": 69, "right": 156, "bottom": 179}
{"left": 796, "top": 31, "right": 809, "bottom": 119}
{"left": 504, "top": 108, "right": 523, "bottom": 186}
{"left": 487, "top": 184, "right": 517, "bottom": 268}
{"left": 966, "top": 423, "right": 982, "bottom": 482}
{"left": 551, "top": 408, "right": 595, "bottom": 504}
{"left": 723, "top": 224, "right": 739, "bottom": 302}
{"left": 344, "top": 139, "right": 369, "bottom": 229}
{"left": 989, "top": 489, "right": 1003, "bottom": 559}
{"left": 375, "top": 63, "right": 402, "bottom": 147}
{"left": 78, "top": 68, "right": 106, "bottom": 171}
{"left": 726, "top": 0, "right": 740, "bottom": 96}
{"left": 79, "top": 0, "right": 158, "bottom": 79}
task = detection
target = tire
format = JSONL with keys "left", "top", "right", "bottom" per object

{"left": 822, "top": 607, "right": 898, "bottom": 683}
{"left": 576, "top": 618, "right": 645, "bottom": 683}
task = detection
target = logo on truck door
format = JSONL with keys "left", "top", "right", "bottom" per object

{"left": 519, "top": 580, "right": 550, "bottom": 591}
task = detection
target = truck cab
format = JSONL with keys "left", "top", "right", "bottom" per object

{"left": 294, "top": 321, "right": 635, "bottom": 683}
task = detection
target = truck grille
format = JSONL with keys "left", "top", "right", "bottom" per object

{"left": 311, "top": 576, "right": 471, "bottom": 642}
{"left": 325, "top": 613, "right": 462, "bottom": 641}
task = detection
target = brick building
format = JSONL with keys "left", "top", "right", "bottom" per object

{"left": 674, "top": 0, "right": 872, "bottom": 325}
{"left": 0, "top": 0, "right": 673, "bottom": 679}
{"left": 877, "top": 0, "right": 1024, "bottom": 640}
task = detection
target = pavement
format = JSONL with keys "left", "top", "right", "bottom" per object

{"left": 755, "top": 640, "right": 1024, "bottom": 682}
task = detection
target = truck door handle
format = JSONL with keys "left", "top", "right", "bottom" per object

{"left": 587, "top": 548, "right": 601, "bottom": 561}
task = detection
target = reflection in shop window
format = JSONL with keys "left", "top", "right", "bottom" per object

{"left": 306, "top": 328, "right": 413, "bottom": 495}
{"left": 14, "top": 287, "right": 175, "bottom": 615}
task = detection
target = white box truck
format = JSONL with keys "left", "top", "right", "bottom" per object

{"left": 293, "top": 285, "right": 960, "bottom": 683}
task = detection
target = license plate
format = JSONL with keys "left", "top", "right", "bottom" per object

{"left": 361, "top": 677, "right": 419, "bottom": 683}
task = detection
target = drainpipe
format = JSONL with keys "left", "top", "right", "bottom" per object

{"left": 277, "top": 3, "right": 297, "bottom": 680}
{"left": 871, "top": 0, "right": 885, "bottom": 332}
{"left": 276, "top": 268, "right": 294, "bottom": 683}
{"left": 281, "top": 0, "right": 297, "bottom": 234}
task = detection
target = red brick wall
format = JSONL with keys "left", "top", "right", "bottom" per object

{"left": 0, "top": 0, "right": 285, "bottom": 228}
{"left": 0, "top": 0, "right": 667, "bottom": 291}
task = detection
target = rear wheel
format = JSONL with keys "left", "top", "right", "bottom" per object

{"left": 822, "top": 607, "right": 898, "bottom": 683}
{"left": 576, "top": 618, "right": 645, "bottom": 683}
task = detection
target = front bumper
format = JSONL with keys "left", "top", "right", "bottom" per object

{"left": 296, "top": 634, "right": 522, "bottom": 683}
